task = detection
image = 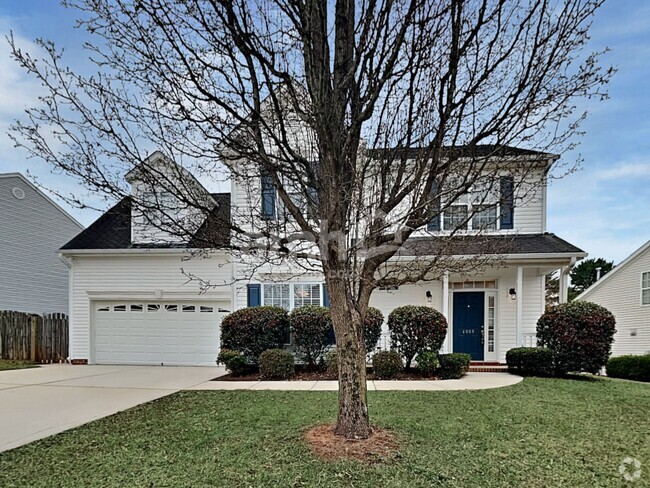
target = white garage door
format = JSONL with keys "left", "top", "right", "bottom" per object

{"left": 93, "top": 301, "right": 224, "bottom": 366}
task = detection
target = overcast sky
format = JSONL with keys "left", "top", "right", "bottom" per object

{"left": 0, "top": 1, "right": 648, "bottom": 264}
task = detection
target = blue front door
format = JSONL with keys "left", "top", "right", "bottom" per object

{"left": 453, "top": 292, "right": 485, "bottom": 360}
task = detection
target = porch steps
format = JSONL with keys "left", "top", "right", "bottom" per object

{"left": 469, "top": 362, "right": 509, "bottom": 373}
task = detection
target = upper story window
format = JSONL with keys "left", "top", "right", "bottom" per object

{"left": 428, "top": 175, "right": 513, "bottom": 232}
{"left": 642, "top": 272, "right": 650, "bottom": 305}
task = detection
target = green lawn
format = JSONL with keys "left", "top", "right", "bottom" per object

{"left": 0, "top": 360, "right": 38, "bottom": 371}
{"left": 0, "top": 377, "right": 648, "bottom": 487}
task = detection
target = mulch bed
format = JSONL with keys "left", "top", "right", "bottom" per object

{"left": 305, "top": 423, "right": 400, "bottom": 463}
{"left": 213, "top": 365, "right": 438, "bottom": 381}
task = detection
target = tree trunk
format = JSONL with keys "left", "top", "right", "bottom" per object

{"left": 328, "top": 278, "right": 372, "bottom": 439}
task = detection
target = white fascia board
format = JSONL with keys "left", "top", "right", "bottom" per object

{"left": 60, "top": 248, "right": 228, "bottom": 256}
{"left": 392, "top": 251, "right": 587, "bottom": 263}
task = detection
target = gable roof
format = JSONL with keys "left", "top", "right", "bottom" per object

{"left": 576, "top": 240, "right": 650, "bottom": 300}
{"left": 396, "top": 233, "right": 585, "bottom": 257}
{"left": 60, "top": 193, "right": 230, "bottom": 251}
{"left": 0, "top": 173, "right": 85, "bottom": 230}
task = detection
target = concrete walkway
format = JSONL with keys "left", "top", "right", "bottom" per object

{"left": 0, "top": 365, "right": 521, "bottom": 453}
{"left": 186, "top": 372, "right": 523, "bottom": 391}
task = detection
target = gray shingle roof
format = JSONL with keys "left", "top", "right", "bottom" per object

{"left": 367, "top": 144, "right": 553, "bottom": 160}
{"left": 396, "top": 233, "right": 584, "bottom": 257}
{"left": 60, "top": 193, "right": 230, "bottom": 250}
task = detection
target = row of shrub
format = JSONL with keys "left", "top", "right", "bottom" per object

{"left": 606, "top": 354, "right": 650, "bottom": 382}
{"left": 220, "top": 303, "right": 452, "bottom": 374}
{"left": 219, "top": 305, "right": 384, "bottom": 367}
{"left": 359, "top": 350, "right": 469, "bottom": 379}
{"left": 506, "top": 301, "right": 617, "bottom": 377}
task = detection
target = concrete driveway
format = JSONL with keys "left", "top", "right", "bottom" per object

{"left": 0, "top": 364, "right": 221, "bottom": 452}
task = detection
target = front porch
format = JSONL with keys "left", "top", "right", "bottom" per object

{"left": 371, "top": 255, "right": 581, "bottom": 364}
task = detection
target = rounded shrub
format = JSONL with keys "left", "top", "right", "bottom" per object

{"left": 290, "top": 306, "right": 331, "bottom": 367}
{"left": 505, "top": 347, "right": 553, "bottom": 377}
{"left": 259, "top": 349, "right": 295, "bottom": 380}
{"left": 537, "top": 301, "right": 616, "bottom": 375}
{"left": 387, "top": 305, "right": 448, "bottom": 368}
{"left": 415, "top": 350, "right": 440, "bottom": 377}
{"left": 372, "top": 350, "right": 403, "bottom": 379}
{"left": 216, "top": 348, "right": 251, "bottom": 376}
{"left": 606, "top": 354, "right": 650, "bottom": 382}
{"left": 438, "top": 353, "right": 471, "bottom": 379}
{"left": 363, "top": 307, "right": 384, "bottom": 353}
{"left": 221, "top": 306, "right": 289, "bottom": 363}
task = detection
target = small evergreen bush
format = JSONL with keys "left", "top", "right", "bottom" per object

{"left": 415, "top": 351, "right": 440, "bottom": 377}
{"left": 506, "top": 347, "right": 554, "bottom": 376}
{"left": 606, "top": 354, "right": 650, "bottom": 382}
{"left": 259, "top": 349, "right": 295, "bottom": 380}
{"left": 373, "top": 350, "right": 403, "bottom": 379}
{"left": 216, "top": 349, "right": 251, "bottom": 376}
{"left": 438, "top": 353, "right": 471, "bottom": 379}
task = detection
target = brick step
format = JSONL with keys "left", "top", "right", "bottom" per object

{"left": 469, "top": 365, "right": 509, "bottom": 373}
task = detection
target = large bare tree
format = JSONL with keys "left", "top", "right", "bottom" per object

{"left": 10, "top": 0, "right": 611, "bottom": 439}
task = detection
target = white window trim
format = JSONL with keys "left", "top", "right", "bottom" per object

{"left": 261, "top": 283, "right": 324, "bottom": 310}
{"left": 440, "top": 183, "right": 502, "bottom": 232}
{"left": 641, "top": 271, "right": 650, "bottom": 306}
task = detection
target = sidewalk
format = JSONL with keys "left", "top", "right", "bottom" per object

{"left": 184, "top": 372, "right": 522, "bottom": 391}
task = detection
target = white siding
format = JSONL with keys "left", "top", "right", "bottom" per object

{"left": 578, "top": 247, "right": 650, "bottom": 357}
{"left": 0, "top": 174, "right": 84, "bottom": 314}
{"left": 68, "top": 253, "right": 232, "bottom": 361}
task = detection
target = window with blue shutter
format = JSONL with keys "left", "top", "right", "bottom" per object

{"left": 427, "top": 180, "right": 441, "bottom": 231}
{"left": 500, "top": 176, "right": 514, "bottom": 229}
{"left": 247, "top": 284, "right": 261, "bottom": 307}
{"left": 261, "top": 173, "right": 276, "bottom": 219}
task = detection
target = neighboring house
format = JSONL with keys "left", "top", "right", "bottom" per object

{"left": 0, "top": 173, "right": 84, "bottom": 314}
{"left": 60, "top": 150, "right": 586, "bottom": 366}
{"left": 576, "top": 240, "right": 650, "bottom": 357}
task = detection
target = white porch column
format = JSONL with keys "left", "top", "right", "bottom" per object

{"left": 442, "top": 271, "right": 450, "bottom": 353}
{"left": 559, "top": 266, "right": 569, "bottom": 303}
{"left": 516, "top": 266, "right": 523, "bottom": 347}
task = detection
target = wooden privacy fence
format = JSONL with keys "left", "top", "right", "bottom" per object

{"left": 0, "top": 311, "right": 69, "bottom": 363}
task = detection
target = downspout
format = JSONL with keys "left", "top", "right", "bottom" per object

{"left": 59, "top": 253, "right": 74, "bottom": 362}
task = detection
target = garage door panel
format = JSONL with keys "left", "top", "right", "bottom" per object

{"left": 93, "top": 301, "right": 222, "bottom": 366}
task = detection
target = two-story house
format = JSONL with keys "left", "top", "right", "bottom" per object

{"left": 0, "top": 173, "right": 84, "bottom": 314}
{"left": 60, "top": 150, "right": 586, "bottom": 366}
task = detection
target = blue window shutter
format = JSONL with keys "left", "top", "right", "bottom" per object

{"left": 261, "top": 174, "right": 276, "bottom": 219}
{"left": 247, "top": 284, "right": 261, "bottom": 307}
{"left": 427, "top": 180, "right": 441, "bottom": 231}
{"left": 500, "top": 176, "right": 514, "bottom": 229}
{"left": 322, "top": 283, "right": 335, "bottom": 344}
{"left": 322, "top": 283, "right": 330, "bottom": 307}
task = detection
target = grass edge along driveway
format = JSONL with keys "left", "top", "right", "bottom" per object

{"left": 0, "top": 377, "right": 648, "bottom": 488}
